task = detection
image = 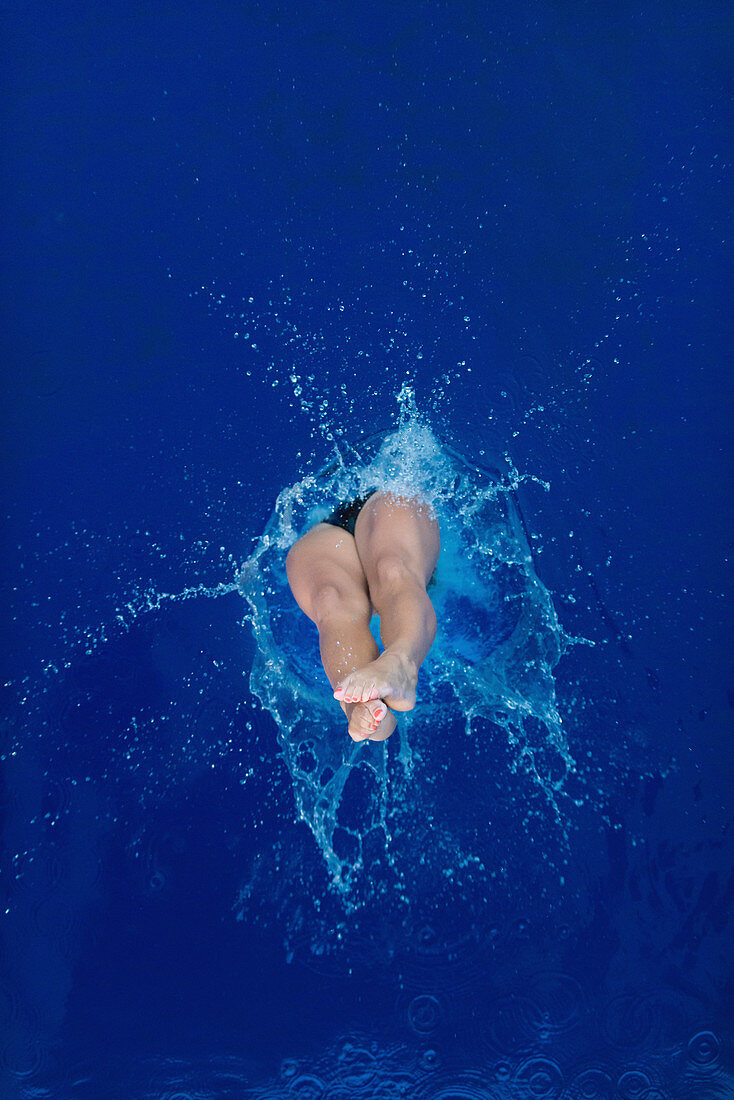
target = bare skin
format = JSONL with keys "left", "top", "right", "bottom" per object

{"left": 285, "top": 491, "right": 440, "bottom": 742}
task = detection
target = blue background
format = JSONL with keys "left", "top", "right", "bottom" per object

{"left": 2, "top": 1, "right": 732, "bottom": 1096}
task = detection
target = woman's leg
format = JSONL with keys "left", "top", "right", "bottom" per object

{"left": 333, "top": 492, "right": 440, "bottom": 710}
{"left": 285, "top": 523, "right": 397, "bottom": 742}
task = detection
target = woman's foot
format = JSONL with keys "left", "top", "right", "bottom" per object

{"left": 341, "top": 698, "right": 397, "bottom": 742}
{"left": 333, "top": 650, "right": 418, "bottom": 712}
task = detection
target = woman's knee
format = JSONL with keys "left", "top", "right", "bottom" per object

{"left": 310, "top": 582, "right": 371, "bottom": 627}
{"left": 286, "top": 529, "right": 372, "bottom": 625}
{"left": 369, "top": 553, "right": 423, "bottom": 597}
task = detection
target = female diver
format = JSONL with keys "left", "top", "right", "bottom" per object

{"left": 285, "top": 490, "right": 440, "bottom": 742}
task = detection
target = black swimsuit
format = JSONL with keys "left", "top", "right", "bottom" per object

{"left": 322, "top": 489, "right": 378, "bottom": 537}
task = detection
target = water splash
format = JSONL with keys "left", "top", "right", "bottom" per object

{"left": 238, "top": 387, "right": 577, "bottom": 898}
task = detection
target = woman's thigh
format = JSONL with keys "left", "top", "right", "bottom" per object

{"left": 353, "top": 491, "right": 440, "bottom": 588}
{"left": 285, "top": 522, "right": 373, "bottom": 623}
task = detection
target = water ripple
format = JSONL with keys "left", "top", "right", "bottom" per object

{"left": 288, "top": 1073, "right": 327, "bottom": 1098}
{"left": 400, "top": 923, "right": 487, "bottom": 993}
{"left": 414, "top": 1068, "right": 498, "bottom": 1099}
{"left": 407, "top": 994, "right": 444, "bottom": 1036}
{"left": 601, "top": 995, "right": 655, "bottom": 1049}
{"left": 616, "top": 1067, "right": 655, "bottom": 1099}
{"left": 0, "top": 1034, "right": 47, "bottom": 1080}
{"left": 514, "top": 1055, "right": 564, "bottom": 1098}
{"left": 686, "top": 1029, "right": 721, "bottom": 1070}
{"left": 525, "top": 971, "right": 585, "bottom": 1035}
{"left": 565, "top": 1064, "right": 615, "bottom": 1099}
{"left": 334, "top": 1043, "right": 378, "bottom": 1091}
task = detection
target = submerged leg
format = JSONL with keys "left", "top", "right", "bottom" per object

{"left": 285, "top": 523, "right": 397, "bottom": 742}
{"left": 333, "top": 492, "right": 440, "bottom": 711}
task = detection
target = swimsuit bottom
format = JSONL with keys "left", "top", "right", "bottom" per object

{"left": 322, "top": 489, "right": 378, "bottom": 537}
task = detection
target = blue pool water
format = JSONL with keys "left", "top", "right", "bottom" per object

{"left": 2, "top": 2, "right": 732, "bottom": 1097}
